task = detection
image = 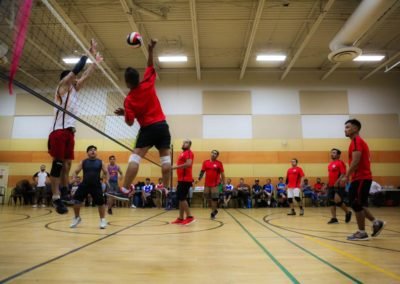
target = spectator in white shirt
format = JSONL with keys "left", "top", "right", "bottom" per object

{"left": 32, "top": 165, "right": 50, "bottom": 208}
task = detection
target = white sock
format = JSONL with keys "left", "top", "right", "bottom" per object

{"left": 359, "top": 230, "right": 366, "bottom": 234}
{"left": 52, "top": 195, "right": 60, "bottom": 200}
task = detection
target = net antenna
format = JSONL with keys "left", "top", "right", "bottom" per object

{"left": 0, "top": 0, "right": 161, "bottom": 167}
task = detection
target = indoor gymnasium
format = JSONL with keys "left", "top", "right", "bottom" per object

{"left": 1, "top": 0, "right": 400, "bottom": 283}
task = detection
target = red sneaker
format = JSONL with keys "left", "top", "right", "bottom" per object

{"left": 171, "top": 218, "right": 184, "bottom": 225}
{"left": 182, "top": 217, "right": 196, "bottom": 225}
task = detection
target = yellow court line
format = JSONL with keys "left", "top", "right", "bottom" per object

{"left": 304, "top": 236, "right": 400, "bottom": 282}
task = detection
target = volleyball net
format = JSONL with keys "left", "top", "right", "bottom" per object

{"left": 0, "top": 0, "right": 162, "bottom": 167}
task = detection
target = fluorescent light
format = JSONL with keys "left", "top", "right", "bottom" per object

{"left": 353, "top": 55, "right": 385, "bottom": 62}
{"left": 63, "top": 57, "right": 93, "bottom": 64}
{"left": 256, "top": 55, "right": 287, "bottom": 62}
{"left": 158, "top": 56, "right": 187, "bottom": 62}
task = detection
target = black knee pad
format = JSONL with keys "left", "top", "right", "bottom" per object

{"left": 50, "top": 159, "right": 63, "bottom": 177}
{"left": 295, "top": 197, "right": 301, "bottom": 202}
{"left": 335, "top": 201, "right": 343, "bottom": 207}
{"left": 351, "top": 202, "right": 363, "bottom": 212}
{"left": 288, "top": 198, "right": 293, "bottom": 204}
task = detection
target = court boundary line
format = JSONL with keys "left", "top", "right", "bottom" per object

{"left": 235, "top": 209, "right": 362, "bottom": 284}
{"left": 0, "top": 211, "right": 167, "bottom": 283}
{"left": 224, "top": 209, "right": 300, "bottom": 284}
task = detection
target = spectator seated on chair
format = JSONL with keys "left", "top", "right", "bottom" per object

{"left": 312, "top": 178, "right": 323, "bottom": 206}
{"left": 142, "top": 178, "right": 155, "bottom": 208}
{"left": 252, "top": 179, "right": 262, "bottom": 208}
{"left": 17, "top": 179, "right": 35, "bottom": 205}
{"left": 236, "top": 178, "right": 251, "bottom": 209}
{"left": 262, "top": 178, "right": 275, "bottom": 207}
{"left": 276, "top": 177, "right": 288, "bottom": 207}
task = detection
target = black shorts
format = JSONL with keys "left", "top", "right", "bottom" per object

{"left": 135, "top": 121, "right": 171, "bottom": 150}
{"left": 177, "top": 181, "right": 192, "bottom": 201}
{"left": 74, "top": 183, "right": 104, "bottom": 206}
{"left": 349, "top": 179, "right": 372, "bottom": 208}
{"left": 328, "top": 187, "right": 346, "bottom": 201}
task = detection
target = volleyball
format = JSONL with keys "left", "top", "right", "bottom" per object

{"left": 126, "top": 32, "right": 142, "bottom": 48}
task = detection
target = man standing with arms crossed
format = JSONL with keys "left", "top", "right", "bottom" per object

{"left": 327, "top": 148, "right": 352, "bottom": 224}
{"left": 171, "top": 139, "right": 195, "bottom": 225}
{"left": 197, "top": 150, "right": 225, "bottom": 219}
{"left": 343, "top": 119, "right": 385, "bottom": 241}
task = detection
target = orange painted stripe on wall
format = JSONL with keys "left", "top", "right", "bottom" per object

{"left": 1, "top": 151, "right": 400, "bottom": 164}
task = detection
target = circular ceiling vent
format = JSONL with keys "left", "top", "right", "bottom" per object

{"left": 328, "top": 46, "right": 362, "bottom": 63}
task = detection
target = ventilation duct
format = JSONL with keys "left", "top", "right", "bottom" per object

{"left": 328, "top": 0, "right": 397, "bottom": 63}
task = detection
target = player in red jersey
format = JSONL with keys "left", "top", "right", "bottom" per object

{"left": 109, "top": 39, "right": 171, "bottom": 201}
{"left": 197, "top": 150, "right": 225, "bottom": 219}
{"left": 343, "top": 119, "right": 385, "bottom": 241}
{"left": 171, "top": 139, "right": 195, "bottom": 225}
{"left": 327, "top": 148, "right": 352, "bottom": 224}
{"left": 286, "top": 158, "right": 305, "bottom": 216}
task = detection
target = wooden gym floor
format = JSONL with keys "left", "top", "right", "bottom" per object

{"left": 0, "top": 206, "right": 399, "bottom": 283}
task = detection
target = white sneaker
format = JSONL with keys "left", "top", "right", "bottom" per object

{"left": 70, "top": 216, "right": 81, "bottom": 228}
{"left": 41, "top": 204, "right": 46, "bottom": 208}
{"left": 32, "top": 204, "right": 37, "bottom": 208}
{"left": 100, "top": 218, "right": 107, "bottom": 229}
{"left": 131, "top": 204, "right": 137, "bottom": 208}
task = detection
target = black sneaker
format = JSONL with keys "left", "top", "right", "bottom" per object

{"left": 53, "top": 199, "right": 68, "bottom": 214}
{"left": 287, "top": 210, "right": 296, "bottom": 216}
{"left": 345, "top": 211, "right": 352, "bottom": 223}
{"left": 214, "top": 209, "right": 219, "bottom": 218}
{"left": 328, "top": 218, "right": 339, "bottom": 224}
{"left": 210, "top": 212, "right": 215, "bottom": 220}
{"left": 107, "top": 208, "right": 113, "bottom": 215}
{"left": 347, "top": 231, "right": 369, "bottom": 241}
{"left": 371, "top": 220, "right": 386, "bottom": 237}
{"left": 106, "top": 192, "right": 129, "bottom": 201}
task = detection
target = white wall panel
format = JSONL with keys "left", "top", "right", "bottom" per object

{"left": 301, "top": 115, "right": 349, "bottom": 138}
{"left": 252, "top": 88, "right": 300, "bottom": 115}
{"left": 78, "top": 90, "right": 108, "bottom": 116}
{"left": 348, "top": 88, "right": 400, "bottom": 114}
{"left": 203, "top": 115, "right": 252, "bottom": 138}
{"left": 12, "top": 116, "right": 53, "bottom": 138}
{"left": 158, "top": 87, "right": 202, "bottom": 115}
{"left": 0, "top": 89, "right": 16, "bottom": 116}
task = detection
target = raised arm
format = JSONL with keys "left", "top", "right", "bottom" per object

{"left": 147, "top": 39, "right": 157, "bottom": 67}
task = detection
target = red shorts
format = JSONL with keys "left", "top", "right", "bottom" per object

{"left": 48, "top": 129, "right": 75, "bottom": 160}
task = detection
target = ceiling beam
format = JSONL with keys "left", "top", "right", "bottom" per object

{"left": 189, "top": 0, "right": 201, "bottom": 80}
{"left": 280, "top": 0, "right": 336, "bottom": 80}
{"left": 239, "top": 0, "right": 265, "bottom": 80}
{"left": 362, "top": 50, "right": 400, "bottom": 80}
{"left": 44, "top": 0, "right": 120, "bottom": 82}
{"left": 321, "top": 0, "right": 400, "bottom": 80}
{"left": 119, "top": 0, "right": 149, "bottom": 62}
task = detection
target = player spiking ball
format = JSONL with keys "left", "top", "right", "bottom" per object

{"left": 107, "top": 37, "right": 171, "bottom": 201}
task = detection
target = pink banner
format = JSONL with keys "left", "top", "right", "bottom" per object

{"left": 9, "top": 0, "right": 33, "bottom": 95}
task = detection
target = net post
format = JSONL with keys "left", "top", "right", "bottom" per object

{"left": 170, "top": 143, "right": 174, "bottom": 190}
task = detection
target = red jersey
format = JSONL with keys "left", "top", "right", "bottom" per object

{"left": 177, "top": 150, "right": 194, "bottom": 182}
{"left": 286, "top": 166, "right": 304, "bottom": 188}
{"left": 328, "top": 160, "right": 346, "bottom": 187}
{"left": 313, "top": 183, "right": 323, "bottom": 193}
{"left": 201, "top": 159, "right": 224, "bottom": 187}
{"left": 124, "top": 66, "right": 166, "bottom": 127}
{"left": 348, "top": 135, "right": 372, "bottom": 181}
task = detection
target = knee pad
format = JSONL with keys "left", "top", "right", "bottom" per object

{"left": 160, "top": 155, "right": 171, "bottom": 165}
{"left": 335, "top": 201, "right": 343, "bottom": 207}
{"left": 50, "top": 159, "right": 63, "bottom": 177}
{"left": 295, "top": 197, "right": 301, "bottom": 202}
{"left": 288, "top": 198, "right": 293, "bottom": 204}
{"left": 351, "top": 202, "right": 363, "bottom": 212}
{"left": 128, "top": 153, "right": 142, "bottom": 164}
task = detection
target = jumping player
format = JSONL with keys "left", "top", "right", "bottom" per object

{"left": 197, "top": 150, "right": 225, "bottom": 219}
{"left": 343, "top": 119, "right": 385, "bottom": 241}
{"left": 70, "top": 145, "right": 109, "bottom": 229}
{"left": 327, "top": 148, "right": 352, "bottom": 224}
{"left": 108, "top": 39, "right": 171, "bottom": 201}
{"left": 286, "top": 158, "right": 305, "bottom": 216}
{"left": 48, "top": 39, "right": 102, "bottom": 214}
{"left": 171, "top": 139, "right": 195, "bottom": 225}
